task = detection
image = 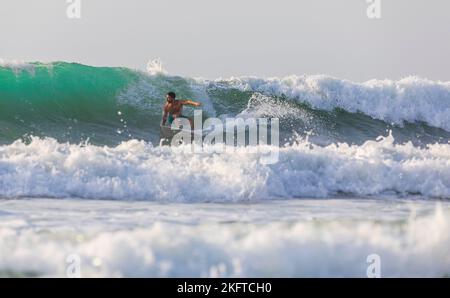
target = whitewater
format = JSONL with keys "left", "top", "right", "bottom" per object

{"left": 0, "top": 61, "right": 449, "bottom": 277}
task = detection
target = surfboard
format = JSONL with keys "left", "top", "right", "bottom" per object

{"left": 160, "top": 125, "right": 179, "bottom": 146}
{"left": 159, "top": 124, "right": 214, "bottom": 146}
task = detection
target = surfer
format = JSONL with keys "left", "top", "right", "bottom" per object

{"left": 162, "top": 92, "right": 201, "bottom": 128}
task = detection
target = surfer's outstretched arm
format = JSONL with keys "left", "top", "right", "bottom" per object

{"left": 181, "top": 99, "right": 202, "bottom": 107}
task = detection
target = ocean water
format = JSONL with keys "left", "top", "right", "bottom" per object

{"left": 0, "top": 61, "right": 449, "bottom": 277}
{"left": 1, "top": 198, "right": 449, "bottom": 278}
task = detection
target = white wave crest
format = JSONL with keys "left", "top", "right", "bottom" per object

{"left": 0, "top": 59, "right": 36, "bottom": 76}
{"left": 146, "top": 58, "right": 167, "bottom": 75}
{"left": 209, "top": 75, "right": 450, "bottom": 131}
{"left": 0, "top": 134, "right": 449, "bottom": 201}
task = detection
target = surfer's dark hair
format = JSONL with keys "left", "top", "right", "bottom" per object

{"left": 167, "top": 92, "right": 176, "bottom": 99}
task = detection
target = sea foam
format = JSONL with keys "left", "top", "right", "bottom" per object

{"left": 0, "top": 133, "right": 449, "bottom": 201}
{"left": 0, "top": 200, "right": 449, "bottom": 277}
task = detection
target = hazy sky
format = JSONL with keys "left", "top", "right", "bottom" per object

{"left": 1, "top": 0, "right": 449, "bottom": 80}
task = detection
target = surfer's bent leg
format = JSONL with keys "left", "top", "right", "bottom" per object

{"left": 168, "top": 114, "right": 175, "bottom": 125}
{"left": 180, "top": 115, "right": 194, "bottom": 129}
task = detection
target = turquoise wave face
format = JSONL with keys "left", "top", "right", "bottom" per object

{"left": 0, "top": 62, "right": 137, "bottom": 144}
{"left": 1, "top": 62, "right": 449, "bottom": 146}
{"left": 0, "top": 62, "right": 198, "bottom": 145}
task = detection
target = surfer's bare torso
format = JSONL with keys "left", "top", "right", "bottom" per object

{"left": 162, "top": 92, "right": 201, "bottom": 126}
{"left": 164, "top": 100, "right": 184, "bottom": 119}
